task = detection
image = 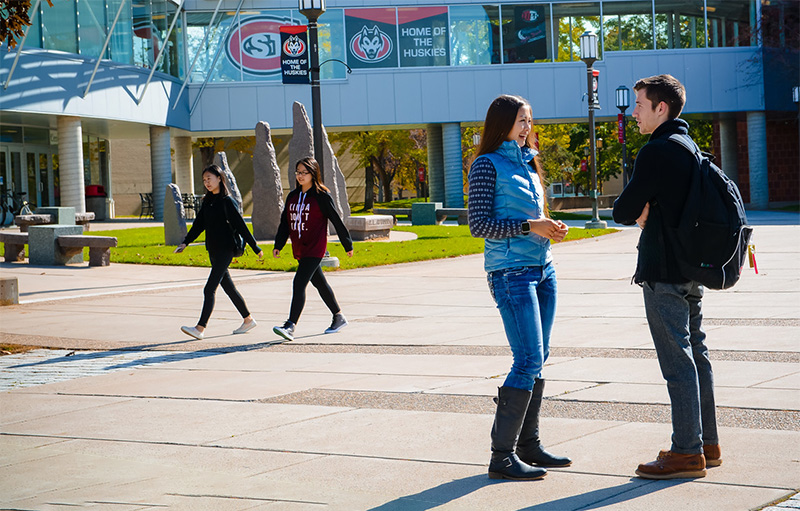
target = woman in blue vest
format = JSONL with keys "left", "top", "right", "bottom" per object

{"left": 468, "top": 95, "right": 571, "bottom": 480}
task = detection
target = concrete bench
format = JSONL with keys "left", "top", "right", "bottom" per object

{"left": 344, "top": 215, "right": 393, "bottom": 241}
{"left": 373, "top": 208, "right": 411, "bottom": 225}
{"left": 14, "top": 211, "right": 95, "bottom": 232}
{"left": 0, "top": 232, "right": 29, "bottom": 262}
{"left": 437, "top": 208, "right": 469, "bottom": 225}
{"left": 57, "top": 235, "right": 118, "bottom": 267}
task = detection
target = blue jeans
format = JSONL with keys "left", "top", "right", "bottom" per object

{"left": 488, "top": 263, "right": 557, "bottom": 391}
{"left": 643, "top": 280, "right": 718, "bottom": 454}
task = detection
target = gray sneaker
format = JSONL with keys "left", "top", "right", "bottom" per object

{"left": 273, "top": 321, "right": 295, "bottom": 341}
{"left": 325, "top": 313, "right": 348, "bottom": 334}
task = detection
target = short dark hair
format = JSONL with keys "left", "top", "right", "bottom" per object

{"left": 634, "top": 74, "right": 686, "bottom": 119}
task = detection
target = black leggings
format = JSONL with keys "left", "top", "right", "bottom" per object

{"left": 198, "top": 249, "right": 250, "bottom": 327}
{"left": 289, "top": 257, "right": 340, "bottom": 324}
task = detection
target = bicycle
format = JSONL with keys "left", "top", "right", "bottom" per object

{"left": 0, "top": 191, "right": 31, "bottom": 227}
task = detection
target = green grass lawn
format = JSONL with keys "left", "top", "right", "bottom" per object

{"left": 70, "top": 224, "right": 616, "bottom": 271}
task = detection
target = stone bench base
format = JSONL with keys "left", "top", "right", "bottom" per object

{"left": 0, "top": 232, "right": 29, "bottom": 262}
{"left": 344, "top": 215, "right": 393, "bottom": 241}
{"left": 57, "top": 235, "right": 118, "bottom": 266}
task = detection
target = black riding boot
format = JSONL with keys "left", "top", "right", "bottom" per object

{"left": 516, "top": 378, "right": 572, "bottom": 467}
{"left": 488, "top": 386, "right": 548, "bottom": 480}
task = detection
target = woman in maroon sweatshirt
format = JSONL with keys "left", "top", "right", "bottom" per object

{"left": 272, "top": 157, "right": 354, "bottom": 341}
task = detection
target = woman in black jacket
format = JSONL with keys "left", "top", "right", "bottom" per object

{"left": 175, "top": 164, "right": 263, "bottom": 339}
{"left": 272, "top": 157, "right": 353, "bottom": 342}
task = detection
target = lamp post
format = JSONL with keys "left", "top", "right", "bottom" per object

{"left": 580, "top": 30, "right": 606, "bottom": 229}
{"left": 299, "top": 0, "right": 326, "bottom": 170}
{"left": 794, "top": 86, "right": 799, "bottom": 176}
{"left": 616, "top": 85, "right": 630, "bottom": 187}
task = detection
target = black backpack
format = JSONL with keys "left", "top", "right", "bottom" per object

{"left": 665, "top": 134, "right": 753, "bottom": 290}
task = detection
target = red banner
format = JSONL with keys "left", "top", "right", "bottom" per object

{"left": 618, "top": 113, "right": 625, "bottom": 143}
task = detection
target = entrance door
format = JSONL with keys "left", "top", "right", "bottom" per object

{"left": 25, "top": 150, "right": 53, "bottom": 208}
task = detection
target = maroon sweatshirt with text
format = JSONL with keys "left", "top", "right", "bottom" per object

{"left": 274, "top": 187, "right": 353, "bottom": 259}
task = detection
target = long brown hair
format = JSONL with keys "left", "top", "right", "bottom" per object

{"left": 295, "top": 157, "right": 330, "bottom": 193}
{"left": 475, "top": 94, "right": 548, "bottom": 213}
{"left": 201, "top": 164, "right": 230, "bottom": 203}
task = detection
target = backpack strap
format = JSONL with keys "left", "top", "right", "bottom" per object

{"left": 668, "top": 133, "right": 701, "bottom": 157}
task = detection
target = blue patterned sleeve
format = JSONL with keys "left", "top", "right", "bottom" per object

{"left": 468, "top": 157, "right": 524, "bottom": 239}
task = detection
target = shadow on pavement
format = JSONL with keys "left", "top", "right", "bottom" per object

{"left": 367, "top": 475, "right": 681, "bottom": 511}
{"left": 519, "top": 478, "right": 686, "bottom": 510}
{"left": 8, "top": 338, "right": 286, "bottom": 371}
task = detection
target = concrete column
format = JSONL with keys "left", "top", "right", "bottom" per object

{"left": 426, "top": 124, "right": 445, "bottom": 203}
{"left": 719, "top": 118, "right": 739, "bottom": 185}
{"left": 746, "top": 111, "right": 769, "bottom": 209}
{"left": 57, "top": 116, "right": 86, "bottom": 213}
{"left": 149, "top": 125, "right": 172, "bottom": 221}
{"left": 442, "top": 123, "right": 464, "bottom": 208}
{"left": 173, "top": 136, "right": 194, "bottom": 195}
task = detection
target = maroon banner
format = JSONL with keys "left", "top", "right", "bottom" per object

{"left": 618, "top": 113, "right": 625, "bottom": 143}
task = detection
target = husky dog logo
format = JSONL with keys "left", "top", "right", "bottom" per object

{"left": 283, "top": 34, "right": 306, "bottom": 57}
{"left": 349, "top": 25, "right": 392, "bottom": 63}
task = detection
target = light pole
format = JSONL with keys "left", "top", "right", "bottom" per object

{"left": 299, "top": 0, "right": 326, "bottom": 170}
{"left": 580, "top": 30, "right": 607, "bottom": 229}
{"left": 616, "top": 85, "right": 630, "bottom": 187}
{"left": 794, "top": 86, "right": 799, "bottom": 172}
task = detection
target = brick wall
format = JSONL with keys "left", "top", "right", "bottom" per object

{"left": 766, "top": 117, "right": 800, "bottom": 203}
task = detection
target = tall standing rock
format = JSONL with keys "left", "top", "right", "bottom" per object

{"left": 163, "top": 183, "right": 187, "bottom": 246}
{"left": 252, "top": 121, "right": 284, "bottom": 240}
{"left": 287, "top": 101, "right": 314, "bottom": 188}
{"left": 213, "top": 152, "right": 243, "bottom": 214}
{"left": 288, "top": 101, "right": 350, "bottom": 232}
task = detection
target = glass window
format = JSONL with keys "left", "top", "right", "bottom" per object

{"left": 225, "top": 10, "right": 297, "bottom": 83}
{"left": 42, "top": 0, "right": 78, "bottom": 54}
{"left": 109, "top": 0, "right": 134, "bottom": 65}
{"left": 655, "top": 0, "right": 705, "bottom": 49}
{"left": 603, "top": 1, "right": 654, "bottom": 51}
{"left": 344, "top": 8, "right": 399, "bottom": 70}
{"left": 26, "top": 2, "right": 42, "bottom": 48}
{"left": 501, "top": 4, "right": 551, "bottom": 63}
{"left": 152, "top": 0, "right": 181, "bottom": 78}
{"left": 705, "top": 0, "right": 755, "bottom": 48}
{"left": 553, "top": 2, "right": 601, "bottom": 62}
{"left": 398, "top": 7, "right": 450, "bottom": 67}
{"left": 318, "top": 9, "right": 347, "bottom": 79}
{"left": 78, "top": 0, "right": 107, "bottom": 58}
{"left": 449, "top": 5, "right": 499, "bottom": 66}
{"left": 132, "top": 0, "right": 154, "bottom": 67}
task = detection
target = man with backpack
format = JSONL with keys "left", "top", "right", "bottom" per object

{"left": 613, "top": 74, "right": 721, "bottom": 479}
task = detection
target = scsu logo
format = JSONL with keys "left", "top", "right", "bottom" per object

{"left": 226, "top": 16, "right": 297, "bottom": 76}
{"left": 521, "top": 10, "right": 539, "bottom": 22}
{"left": 283, "top": 34, "right": 306, "bottom": 57}
{"left": 349, "top": 25, "right": 392, "bottom": 63}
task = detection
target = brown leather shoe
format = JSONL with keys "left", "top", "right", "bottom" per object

{"left": 636, "top": 450, "right": 707, "bottom": 480}
{"left": 703, "top": 444, "right": 722, "bottom": 467}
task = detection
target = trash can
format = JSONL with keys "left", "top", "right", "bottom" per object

{"left": 85, "top": 185, "right": 107, "bottom": 221}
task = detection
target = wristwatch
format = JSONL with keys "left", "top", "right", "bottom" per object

{"left": 520, "top": 220, "right": 531, "bottom": 235}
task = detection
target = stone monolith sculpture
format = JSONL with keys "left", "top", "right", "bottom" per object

{"left": 252, "top": 121, "right": 284, "bottom": 240}
{"left": 164, "top": 183, "right": 187, "bottom": 246}
{"left": 213, "top": 152, "right": 242, "bottom": 214}
{"left": 288, "top": 101, "right": 350, "bottom": 232}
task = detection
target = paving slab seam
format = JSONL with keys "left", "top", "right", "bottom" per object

{"left": 260, "top": 389, "right": 800, "bottom": 430}
{"left": 165, "top": 493, "right": 328, "bottom": 506}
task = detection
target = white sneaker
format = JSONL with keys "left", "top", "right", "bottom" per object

{"left": 181, "top": 326, "right": 204, "bottom": 340}
{"left": 233, "top": 319, "right": 257, "bottom": 334}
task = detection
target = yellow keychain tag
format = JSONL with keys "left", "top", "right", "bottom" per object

{"left": 747, "top": 244, "right": 758, "bottom": 274}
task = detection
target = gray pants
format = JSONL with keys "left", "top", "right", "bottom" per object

{"left": 643, "top": 280, "right": 718, "bottom": 454}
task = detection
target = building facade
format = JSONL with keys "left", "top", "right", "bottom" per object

{"left": 1, "top": 0, "right": 797, "bottom": 219}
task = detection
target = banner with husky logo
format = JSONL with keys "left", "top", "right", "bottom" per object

{"left": 503, "top": 5, "right": 547, "bottom": 63}
{"left": 398, "top": 7, "right": 449, "bottom": 67}
{"left": 280, "top": 25, "right": 309, "bottom": 84}
{"left": 345, "top": 8, "right": 398, "bottom": 69}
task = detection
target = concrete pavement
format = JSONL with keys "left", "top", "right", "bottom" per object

{"left": 0, "top": 210, "right": 798, "bottom": 510}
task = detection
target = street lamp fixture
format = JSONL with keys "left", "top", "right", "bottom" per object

{"left": 616, "top": 85, "right": 631, "bottom": 187}
{"left": 299, "top": 0, "right": 326, "bottom": 170}
{"left": 579, "top": 31, "right": 606, "bottom": 229}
